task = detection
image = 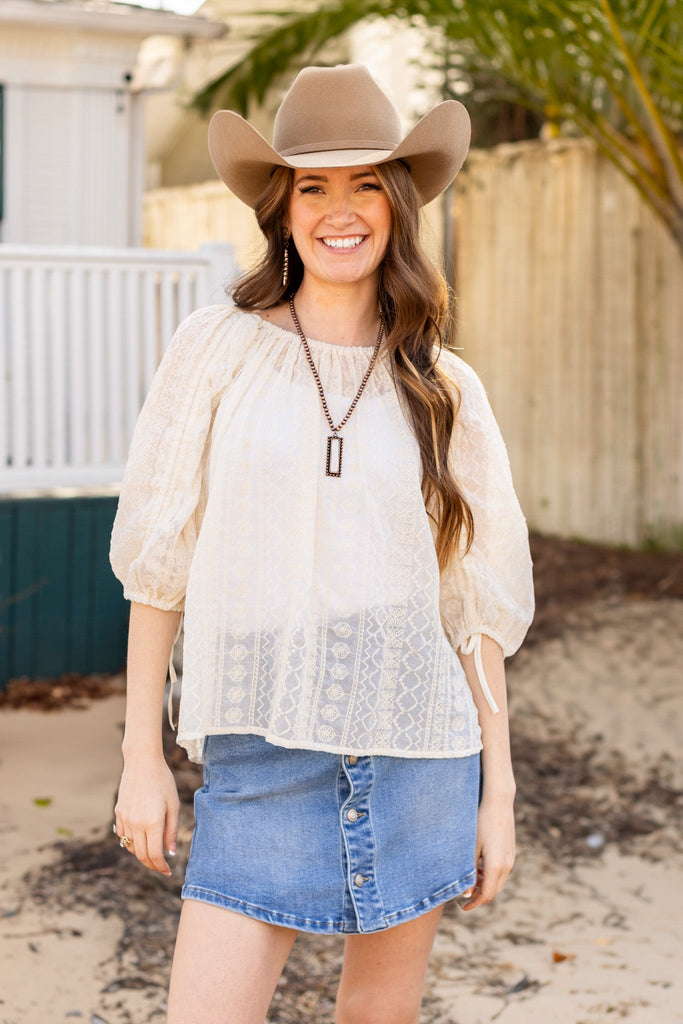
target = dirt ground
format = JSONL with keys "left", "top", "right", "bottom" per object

{"left": 0, "top": 534, "right": 681, "bottom": 1024}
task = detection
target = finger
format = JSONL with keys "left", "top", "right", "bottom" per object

{"left": 462, "top": 886, "right": 488, "bottom": 911}
{"left": 132, "top": 825, "right": 171, "bottom": 876}
{"left": 462, "top": 865, "right": 493, "bottom": 911}
{"left": 145, "top": 823, "right": 172, "bottom": 876}
{"left": 164, "top": 801, "right": 179, "bottom": 858}
{"left": 461, "top": 887, "right": 482, "bottom": 911}
{"left": 131, "top": 827, "right": 150, "bottom": 870}
{"left": 479, "top": 867, "right": 500, "bottom": 904}
{"left": 119, "top": 824, "right": 136, "bottom": 855}
{"left": 460, "top": 859, "right": 478, "bottom": 911}
{"left": 462, "top": 864, "right": 508, "bottom": 911}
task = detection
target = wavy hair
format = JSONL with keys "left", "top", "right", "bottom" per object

{"left": 231, "top": 162, "right": 473, "bottom": 568}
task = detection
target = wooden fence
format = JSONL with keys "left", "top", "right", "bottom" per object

{"left": 455, "top": 138, "right": 682, "bottom": 548}
{"left": 142, "top": 141, "right": 683, "bottom": 548}
{"left": 145, "top": 182, "right": 266, "bottom": 269}
{"left": 0, "top": 242, "right": 236, "bottom": 491}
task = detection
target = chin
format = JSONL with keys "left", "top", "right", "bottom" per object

{"left": 322, "top": 265, "right": 378, "bottom": 285}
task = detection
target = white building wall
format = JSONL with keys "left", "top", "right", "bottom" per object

{"left": 0, "top": 24, "right": 144, "bottom": 246}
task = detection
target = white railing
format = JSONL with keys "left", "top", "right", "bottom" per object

{"left": 0, "top": 242, "right": 237, "bottom": 492}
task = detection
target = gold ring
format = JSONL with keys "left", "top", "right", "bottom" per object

{"left": 119, "top": 835, "right": 132, "bottom": 849}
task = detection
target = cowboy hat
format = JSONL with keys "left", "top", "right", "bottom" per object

{"left": 208, "top": 64, "right": 471, "bottom": 208}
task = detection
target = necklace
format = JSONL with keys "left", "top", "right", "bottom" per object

{"left": 289, "top": 297, "right": 385, "bottom": 478}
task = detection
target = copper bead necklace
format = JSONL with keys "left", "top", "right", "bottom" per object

{"left": 289, "top": 297, "right": 385, "bottom": 478}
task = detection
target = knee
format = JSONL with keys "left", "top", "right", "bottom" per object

{"left": 336, "top": 991, "right": 419, "bottom": 1024}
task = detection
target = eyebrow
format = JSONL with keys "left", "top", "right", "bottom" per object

{"left": 294, "top": 171, "right": 379, "bottom": 184}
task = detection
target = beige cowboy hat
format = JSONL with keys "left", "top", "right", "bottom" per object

{"left": 208, "top": 64, "right": 471, "bottom": 208}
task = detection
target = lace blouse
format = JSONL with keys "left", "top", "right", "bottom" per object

{"left": 110, "top": 304, "right": 534, "bottom": 763}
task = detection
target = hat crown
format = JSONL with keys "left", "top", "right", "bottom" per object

{"left": 273, "top": 64, "right": 402, "bottom": 158}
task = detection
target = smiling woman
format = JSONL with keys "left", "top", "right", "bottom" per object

{"left": 287, "top": 166, "right": 392, "bottom": 293}
{"left": 109, "top": 63, "right": 534, "bottom": 1024}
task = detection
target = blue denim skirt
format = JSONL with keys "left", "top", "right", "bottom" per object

{"left": 181, "top": 733, "right": 479, "bottom": 934}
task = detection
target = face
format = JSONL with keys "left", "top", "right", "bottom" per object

{"left": 286, "top": 166, "right": 392, "bottom": 290}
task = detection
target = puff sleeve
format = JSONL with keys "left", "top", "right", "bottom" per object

{"left": 438, "top": 351, "right": 534, "bottom": 710}
{"left": 110, "top": 304, "right": 239, "bottom": 612}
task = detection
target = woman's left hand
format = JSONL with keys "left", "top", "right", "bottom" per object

{"left": 461, "top": 792, "right": 516, "bottom": 911}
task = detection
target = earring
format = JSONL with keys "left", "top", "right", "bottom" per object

{"left": 282, "top": 232, "right": 290, "bottom": 289}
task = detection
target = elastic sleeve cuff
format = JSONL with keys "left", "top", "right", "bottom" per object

{"left": 122, "top": 589, "right": 186, "bottom": 614}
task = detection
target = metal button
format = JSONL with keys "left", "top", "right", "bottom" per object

{"left": 346, "top": 808, "right": 359, "bottom": 823}
{"left": 353, "top": 873, "right": 367, "bottom": 887}
{"left": 347, "top": 755, "right": 359, "bottom": 765}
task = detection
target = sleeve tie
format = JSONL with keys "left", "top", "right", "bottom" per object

{"left": 459, "top": 634, "right": 500, "bottom": 714}
{"left": 167, "top": 614, "right": 184, "bottom": 729}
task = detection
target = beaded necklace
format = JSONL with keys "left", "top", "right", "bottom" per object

{"left": 289, "top": 297, "right": 385, "bottom": 478}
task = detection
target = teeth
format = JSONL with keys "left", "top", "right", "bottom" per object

{"left": 322, "top": 236, "right": 364, "bottom": 249}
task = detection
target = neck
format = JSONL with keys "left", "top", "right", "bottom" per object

{"left": 291, "top": 278, "right": 381, "bottom": 347}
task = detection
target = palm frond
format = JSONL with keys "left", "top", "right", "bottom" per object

{"left": 192, "top": 2, "right": 398, "bottom": 115}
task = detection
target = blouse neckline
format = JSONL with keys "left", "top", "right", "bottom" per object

{"left": 239, "top": 307, "right": 378, "bottom": 352}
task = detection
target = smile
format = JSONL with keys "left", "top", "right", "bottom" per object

{"left": 320, "top": 236, "right": 366, "bottom": 250}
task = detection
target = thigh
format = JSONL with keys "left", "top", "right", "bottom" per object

{"left": 335, "top": 905, "right": 444, "bottom": 1024}
{"left": 167, "top": 899, "right": 298, "bottom": 1024}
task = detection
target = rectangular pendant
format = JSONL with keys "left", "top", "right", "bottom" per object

{"left": 326, "top": 435, "right": 343, "bottom": 477}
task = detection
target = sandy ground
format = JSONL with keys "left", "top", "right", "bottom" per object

{"left": 0, "top": 696, "right": 134, "bottom": 1023}
{"left": 0, "top": 592, "right": 682, "bottom": 1024}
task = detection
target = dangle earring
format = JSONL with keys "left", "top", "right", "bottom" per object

{"left": 282, "top": 230, "right": 290, "bottom": 289}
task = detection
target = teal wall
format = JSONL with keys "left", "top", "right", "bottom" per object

{"left": 0, "top": 496, "right": 128, "bottom": 688}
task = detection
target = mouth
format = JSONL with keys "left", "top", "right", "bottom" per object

{"left": 319, "top": 235, "right": 367, "bottom": 251}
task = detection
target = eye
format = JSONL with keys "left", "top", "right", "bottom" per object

{"left": 358, "top": 182, "right": 382, "bottom": 192}
{"left": 297, "top": 184, "right": 324, "bottom": 194}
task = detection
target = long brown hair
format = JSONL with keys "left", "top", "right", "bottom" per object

{"left": 231, "top": 162, "right": 473, "bottom": 568}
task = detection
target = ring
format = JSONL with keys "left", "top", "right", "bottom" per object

{"left": 119, "top": 835, "right": 132, "bottom": 849}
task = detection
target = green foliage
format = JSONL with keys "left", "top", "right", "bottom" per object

{"left": 192, "top": 0, "right": 683, "bottom": 248}
{"left": 194, "top": 0, "right": 681, "bottom": 126}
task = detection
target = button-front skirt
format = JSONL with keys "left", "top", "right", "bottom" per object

{"left": 181, "top": 733, "right": 479, "bottom": 934}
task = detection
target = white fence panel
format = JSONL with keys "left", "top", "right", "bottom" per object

{"left": 0, "top": 243, "right": 236, "bottom": 492}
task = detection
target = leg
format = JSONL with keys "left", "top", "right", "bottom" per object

{"left": 167, "top": 900, "right": 298, "bottom": 1024}
{"left": 335, "top": 905, "right": 444, "bottom": 1024}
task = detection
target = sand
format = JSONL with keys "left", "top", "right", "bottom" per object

{"left": 0, "top": 696, "right": 133, "bottom": 1022}
{"left": 0, "top": 595, "right": 681, "bottom": 1023}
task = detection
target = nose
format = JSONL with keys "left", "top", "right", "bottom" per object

{"left": 325, "top": 190, "right": 355, "bottom": 227}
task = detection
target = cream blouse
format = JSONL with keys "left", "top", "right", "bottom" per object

{"left": 110, "top": 304, "right": 534, "bottom": 763}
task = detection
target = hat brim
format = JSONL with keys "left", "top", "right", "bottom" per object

{"left": 208, "top": 101, "right": 471, "bottom": 208}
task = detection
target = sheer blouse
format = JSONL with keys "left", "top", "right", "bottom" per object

{"left": 110, "top": 304, "right": 534, "bottom": 763}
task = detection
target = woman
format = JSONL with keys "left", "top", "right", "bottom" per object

{"left": 110, "top": 64, "right": 533, "bottom": 1024}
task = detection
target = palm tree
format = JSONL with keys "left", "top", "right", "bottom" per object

{"left": 192, "top": 0, "right": 683, "bottom": 250}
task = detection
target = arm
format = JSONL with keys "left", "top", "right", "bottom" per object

{"left": 435, "top": 353, "right": 531, "bottom": 906}
{"left": 110, "top": 309, "right": 247, "bottom": 873}
{"left": 458, "top": 635, "right": 516, "bottom": 911}
{"left": 113, "top": 602, "right": 181, "bottom": 876}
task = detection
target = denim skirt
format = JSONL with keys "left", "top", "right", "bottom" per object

{"left": 181, "top": 733, "right": 480, "bottom": 934}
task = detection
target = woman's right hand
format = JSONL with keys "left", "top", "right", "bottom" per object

{"left": 114, "top": 755, "right": 180, "bottom": 876}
